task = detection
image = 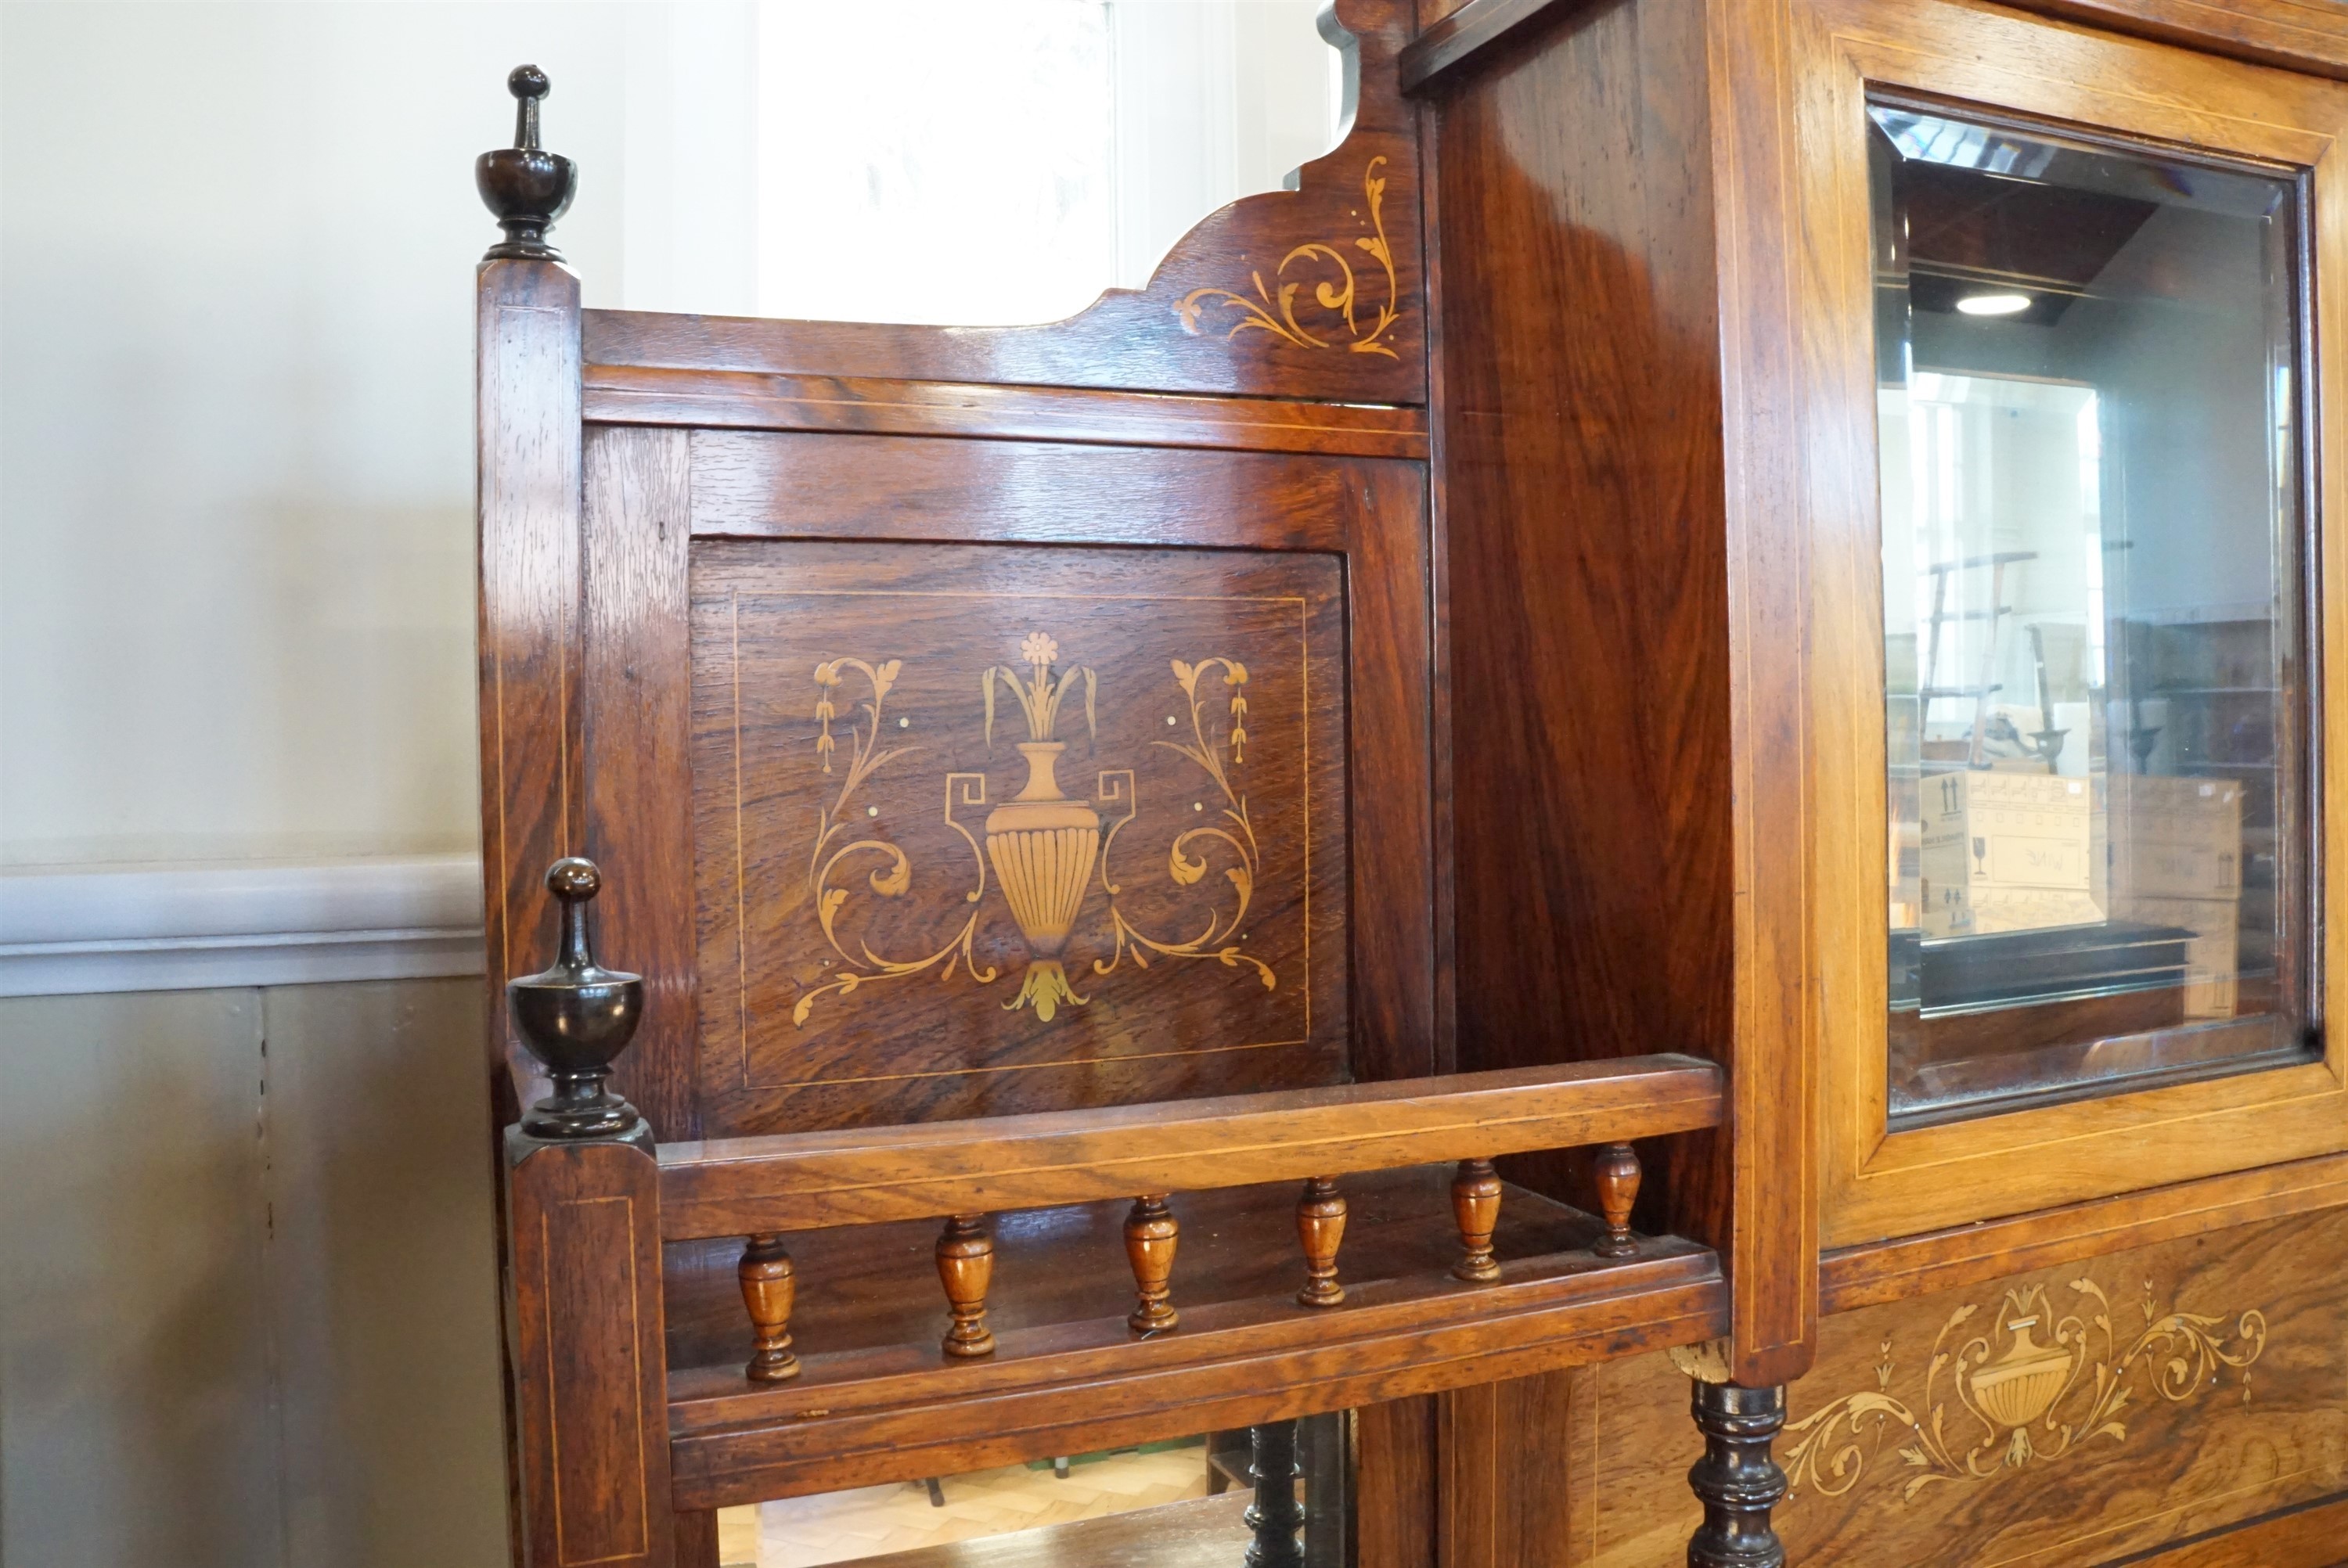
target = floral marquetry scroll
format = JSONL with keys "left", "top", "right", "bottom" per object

{"left": 1553, "top": 1210, "right": 2348, "bottom": 1567}
{"left": 1782, "top": 1277, "right": 2267, "bottom": 1503}
{"left": 690, "top": 541, "right": 1348, "bottom": 1135}
{"left": 1176, "top": 158, "right": 1404, "bottom": 360}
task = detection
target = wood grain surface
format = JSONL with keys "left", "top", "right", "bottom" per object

{"left": 1437, "top": 1371, "right": 1586, "bottom": 1566}
{"left": 688, "top": 541, "right": 1349, "bottom": 1131}
{"left": 1822, "top": 1152, "right": 2348, "bottom": 1312}
{"left": 1562, "top": 1210, "right": 2348, "bottom": 1565}
{"left": 583, "top": 425, "right": 703, "bottom": 1138}
{"left": 1358, "top": 1393, "right": 1440, "bottom": 1568}
{"left": 657, "top": 1056, "right": 1723, "bottom": 1238}
{"left": 582, "top": 365, "right": 1429, "bottom": 460}
{"left": 477, "top": 257, "right": 585, "bottom": 1128}
{"left": 1399, "top": 0, "right": 1599, "bottom": 93}
{"left": 2004, "top": 0, "right": 2348, "bottom": 79}
{"left": 507, "top": 1137, "right": 675, "bottom": 1568}
{"left": 2116, "top": 1493, "right": 2348, "bottom": 1566}
{"left": 560, "top": 431, "right": 1437, "bottom": 1139}
{"left": 1426, "top": 0, "right": 1810, "bottom": 1385}
{"left": 697, "top": 435, "right": 1437, "bottom": 1091}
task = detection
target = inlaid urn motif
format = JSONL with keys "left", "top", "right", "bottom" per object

{"left": 1966, "top": 1308, "right": 2076, "bottom": 1433}
{"left": 982, "top": 634, "right": 1101, "bottom": 1021}
{"left": 793, "top": 627, "right": 1273, "bottom": 1030}
{"left": 1781, "top": 1276, "right": 2268, "bottom": 1504}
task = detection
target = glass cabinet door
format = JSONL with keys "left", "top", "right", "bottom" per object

{"left": 1871, "top": 101, "right": 2318, "bottom": 1125}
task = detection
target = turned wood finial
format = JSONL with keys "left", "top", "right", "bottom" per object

{"left": 1450, "top": 1159, "right": 1503, "bottom": 1282}
{"left": 1124, "top": 1196, "right": 1179, "bottom": 1334}
{"left": 1295, "top": 1177, "right": 1347, "bottom": 1308}
{"left": 1593, "top": 1142, "right": 1642, "bottom": 1258}
{"left": 739, "top": 1234, "right": 800, "bottom": 1383}
{"left": 507, "top": 858, "right": 644, "bottom": 1139}
{"left": 476, "top": 63, "right": 576, "bottom": 262}
{"left": 936, "top": 1214, "right": 996, "bottom": 1358}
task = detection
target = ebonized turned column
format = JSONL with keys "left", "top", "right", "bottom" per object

{"left": 1245, "top": 1419, "right": 1306, "bottom": 1568}
{"left": 1686, "top": 1381, "right": 1788, "bottom": 1568}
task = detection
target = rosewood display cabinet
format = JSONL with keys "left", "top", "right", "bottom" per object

{"left": 1405, "top": 0, "right": 2348, "bottom": 1560}
{"left": 474, "top": 0, "right": 2348, "bottom": 1563}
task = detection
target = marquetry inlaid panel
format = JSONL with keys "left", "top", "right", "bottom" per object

{"left": 1558, "top": 1210, "right": 2348, "bottom": 1566}
{"left": 690, "top": 540, "right": 1347, "bottom": 1132}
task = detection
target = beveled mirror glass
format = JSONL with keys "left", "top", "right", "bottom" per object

{"left": 1871, "top": 100, "right": 2319, "bottom": 1125}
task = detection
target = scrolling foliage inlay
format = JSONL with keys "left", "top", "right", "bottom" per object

{"left": 798, "top": 633, "right": 1276, "bottom": 1027}
{"left": 690, "top": 542, "right": 1346, "bottom": 1131}
{"left": 1176, "top": 158, "right": 1403, "bottom": 359}
{"left": 1783, "top": 1274, "right": 2269, "bottom": 1504}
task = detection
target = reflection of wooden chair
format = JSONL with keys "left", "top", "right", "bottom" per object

{"left": 471, "top": 13, "right": 1765, "bottom": 1565}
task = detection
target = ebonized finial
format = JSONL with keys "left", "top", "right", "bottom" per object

{"left": 476, "top": 63, "right": 576, "bottom": 263}
{"left": 508, "top": 858, "right": 643, "bottom": 1139}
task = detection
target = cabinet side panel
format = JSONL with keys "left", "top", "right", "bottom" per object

{"left": 1568, "top": 1210, "right": 2348, "bottom": 1566}
{"left": 1431, "top": 2, "right": 1735, "bottom": 1239}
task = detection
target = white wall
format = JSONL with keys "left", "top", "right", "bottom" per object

{"left": 1, "top": 980, "right": 508, "bottom": 1568}
{"left": 1, "top": 0, "right": 1335, "bottom": 873}
{"left": 2, "top": 2, "right": 625, "bottom": 869}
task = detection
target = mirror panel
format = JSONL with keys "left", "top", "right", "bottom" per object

{"left": 1871, "top": 101, "right": 2318, "bottom": 1125}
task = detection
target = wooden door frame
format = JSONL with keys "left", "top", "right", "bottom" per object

{"left": 1786, "top": 0, "right": 2348, "bottom": 1245}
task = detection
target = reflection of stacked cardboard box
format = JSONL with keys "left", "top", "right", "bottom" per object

{"left": 1918, "top": 772, "right": 2102, "bottom": 937}
{"left": 2107, "top": 776, "right": 2242, "bottom": 1020}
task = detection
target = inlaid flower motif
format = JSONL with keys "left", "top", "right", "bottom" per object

{"left": 1021, "top": 632, "right": 1059, "bottom": 667}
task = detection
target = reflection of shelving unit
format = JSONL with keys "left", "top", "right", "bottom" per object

{"left": 1920, "top": 550, "right": 2036, "bottom": 769}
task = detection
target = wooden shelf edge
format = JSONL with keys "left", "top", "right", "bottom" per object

{"left": 582, "top": 364, "right": 1431, "bottom": 461}
{"left": 2111, "top": 1491, "right": 2348, "bottom": 1567}
{"left": 1820, "top": 1150, "right": 2348, "bottom": 1312}
{"left": 665, "top": 1242, "right": 1726, "bottom": 1509}
{"left": 2000, "top": 0, "right": 2348, "bottom": 83}
{"left": 657, "top": 1056, "right": 1723, "bottom": 1239}
{"left": 1399, "top": 0, "right": 1597, "bottom": 95}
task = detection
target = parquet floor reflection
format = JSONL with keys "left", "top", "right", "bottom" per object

{"left": 717, "top": 1439, "right": 1215, "bottom": 1566}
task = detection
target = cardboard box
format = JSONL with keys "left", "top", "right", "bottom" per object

{"left": 1918, "top": 771, "right": 2100, "bottom": 937}
{"left": 2108, "top": 776, "right": 2243, "bottom": 900}
{"left": 2110, "top": 894, "right": 2242, "bottom": 1020}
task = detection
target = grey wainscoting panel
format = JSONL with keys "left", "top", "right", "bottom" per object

{"left": 261, "top": 979, "right": 509, "bottom": 1568}
{"left": 0, "top": 980, "right": 511, "bottom": 1568}
{"left": 0, "top": 989, "right": 283, "bottom": 1568}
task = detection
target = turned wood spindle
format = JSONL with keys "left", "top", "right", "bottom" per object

{"left": 738, "top": 1232, "right": 799, "bottom": 1382}
{"left": 936, "top": 1214, "right": 996, "bottom": 1358}
{"left": 1687, "top": 1381, "right": 1789, "bottom": 1568}
{"left": 1295, "top": 1176, "right": 1347, "bottom": 1308}
{"left": 1449, "top": 1158, "right": 1504, "bottom": 1282}
{"left": 1594, "top": 1142, "right": 1642, "bottom": 1258}
{"left": 1124, "top": 1195, "right": 1179, "bottom": 1333}
{"left": 1244, "top": 1419, "right": 1306, "bottom": 1568}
